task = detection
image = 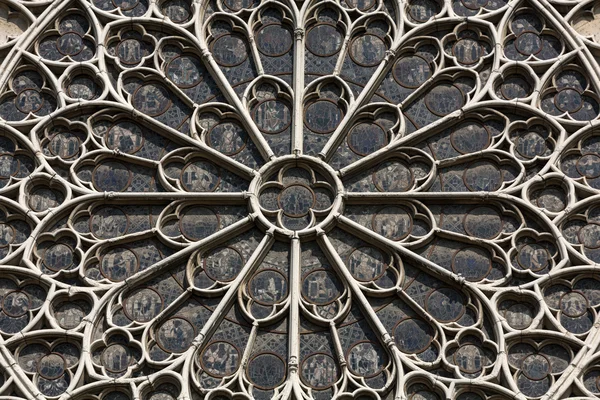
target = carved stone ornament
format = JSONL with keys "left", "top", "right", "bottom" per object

{"left": 0, "top": 0, "right": 599, "bottom": 399}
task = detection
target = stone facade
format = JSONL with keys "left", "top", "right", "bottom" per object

{"left": 0, "top": 0, "right": 598, "bottom": 399}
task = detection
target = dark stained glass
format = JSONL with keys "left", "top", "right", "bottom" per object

{"left": 1, "top": 2, "right": 599, "bottom": 399}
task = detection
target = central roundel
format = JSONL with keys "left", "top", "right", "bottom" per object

{"left": 250, "top": 156, "right": 342, "bottom": 234}
{"left": 278, "top": 184, "right": 315, "bottom": 217}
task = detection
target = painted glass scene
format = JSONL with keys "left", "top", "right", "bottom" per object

{"left": 0, "top": 0, "right": 599, "bottom": 399}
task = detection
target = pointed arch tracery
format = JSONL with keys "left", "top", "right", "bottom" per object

{"left": 0, "top": 0, "right": 596, "bottom": 399}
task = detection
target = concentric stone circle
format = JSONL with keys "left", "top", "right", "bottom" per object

{"left": 1, "top": 0, "right": 600, "bottom": 399}
{"left": 249, "top": 155, "right": 344, "bottom": 237}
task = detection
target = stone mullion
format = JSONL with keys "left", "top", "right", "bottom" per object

{"left": 199, "top": 46, "right": 276, "bottom": 163}
{"left": 71, "top": 216, "right": 259, "bottom": 381}
{"left": 180, "top": 230, "right": 275, "bottom": 399}
{"left": 292, "top": 27, "right": 306, "bottom": 155}
{"left": 335, "top": 215, "right": 510, "bottom": 385}
{"left": 318, "top": 17, "right": 500, "bottom": 163}
{"left": 195, "top": 7, "right": 275, "bottom": 163}
{"left": 316, "top": 231, "right": 404, "bottom": 397}
{"left": 287, "top": 236, "right": 301, "bottom": 382}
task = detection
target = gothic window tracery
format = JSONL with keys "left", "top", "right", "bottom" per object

{"left": 0, "top": 0, "right": 598, "bottom": 399}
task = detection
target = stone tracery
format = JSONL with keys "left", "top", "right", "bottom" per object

{"left": 0, "top": 0, "right": 597, "bottom": 399}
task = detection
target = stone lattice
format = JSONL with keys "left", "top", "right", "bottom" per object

{"left": 0, "top": 0, "right": 598, "bottom": 399}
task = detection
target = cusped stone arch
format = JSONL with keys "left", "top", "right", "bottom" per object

{"left": 0, "top": 0, "right": 598, "bottom": 400}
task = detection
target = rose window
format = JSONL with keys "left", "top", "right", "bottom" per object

{"left": 1, "top": 0, "right": 600, "bottom": 399}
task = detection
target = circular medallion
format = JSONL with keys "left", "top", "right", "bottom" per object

{"left": 500, "top": 76, "right": 532, "bottom": 99}
{"left": 463, "top": 161, "right": 503, "bottom": 191}
{"left": 105, "top": 121, "right": 144, "bottom": 154}
{"left": 348, "top": 246, "right": 386, "bottom": 282}
{"left": 29, "top": 188, "right": 59, "bottom": 212}
{"left": 102, "top": 344, "right": 130, "bottom": 372}
{"left": 345, "top": 0, "right": 376, "bottom": 10}
{"left": 112, "top": 0, "right": 139, "bottom": 10}
{"left": 256, "top": 24, "right": 293, "bottom": 56}
{"left": 43, "top": 244, "right": 74, "bottom": 271}
{"left": 200, "top": 341, "right": 240, "bottom": 377}
{"left": 2, "top": 291, "right": 30, "bottom": 317}
{"left": 15, "top": 89, "right": 43, "bottom": 113}
{"left": 179, "top": 206, "right": 220, "bottom": 240}
{"left": 452, "top": 247, "right": 492, "bottom": 281}
{"left": 90, "top": 206, "right": 128, "bottom": 239}
{"left": 300, "top": 353, "right": 339, "bottom": 388}
{"left": 49, "top": 132, "right": 81, "bottom": 158}
{"left": 579, "top": 223, "right": 600, "bottom": 248}
{"left": 536, "top": 186, "right": 566, "bottom": 212}
{"left": 521, "top": 354, "right": 551, "bottom": 380}
{"left": 555, "top": 89, "right": 583, "bottom": 113}
{"left": 123, "top": 288, "right": 163, "bottom": 322}
{"left": 148, "top": 390, "right": 176, "bottom": 400}
{"left": 166, "top": 55, "right": 203, "bottom": 88}
{"left": 515, "top": 131, "right": 547, "bottom": 159}
{"left": 304, "top": 100, "right": 342, "bottom": 134}
{"left": 425, "top": 84, "right": 464, "bottom": 116}
{"left": 306, "top": 24, "right": 343, "bottom": 57}
{"left": 162, "top": 0, "right": 192, "bottom": 23}
{"left": 577, "top": 154, "right": 600, "bottom": 179}
{"left": 560, "top": 291, "right": 588, "bottom": 317}
{"left": 156, "top": 317, "right": 195, "bottom": 353}
{"left": 453, "top": 38, "right": 482, "bottom": 65}
{"left": 132, "top": 83, "right": 171, "bottom": 116}
{"left": 249, "top": 269, "right": 288, "bottom": 305}
{"left": 67, "top": 76, "right": 98, "bottom": 100}
{"left": 454, "top": 344, "right": 486, "bottom": 373}
{"left": 253, "top": 100, "right": 292, "bottom": 133}
{"left": 451, "top": 122, "right": 490, "bottom": 154}
{"left": 222, "top": 0, "right": 255, "bottom": 11}
{"left": 203, "top": 247, "right": 244, "bottom": 282}
{"left": 394, "top": 318, "right": 434, "bottom": 354}
{"left": 515, "top": 32, "right": 542, "bottom": 56}
{"left": 426, "top": 287, "right": 465, "bottom": 322}
{"left": 211, "top": 35, "right": 248, "bottom": 67}
{"left": 463, "top": 206, "right": 503, "bottom": 239}
{"left": 505, "top": 303, "right": 534, "bottom": 329}
{"left": 117, "top": 39, "right": 142, "bottom": 65}
{"left": 55, "top": 303, "right": 85, "bottom": 329}
{"left": 350, "top": 34, "right": 386, "bottom": 67}
{"left": 100, "top": 248, "right": 139, "bottom": 282}
{"left": 461, "top": 0, "right": 488, "bottom": 9}
{"left": 92, "top": 161, "right": 132, "bottom": 192}
{"left": 246, "top": 353, "right": 286, "bottom": 389}
{"left": 393, "top": 55, "right": 432, "bottom": 88}
{"left": 37, "top": 353, "right": 66, "bottom": 379}
{"left": 208, "top": 121, "right": 248, "bottom": 155}
{"left": 408, "top": 0, "right": 441, "bottom": 22}
{"left": 57, "top": 32, "right": 83, "bottom": 56}
{"left": 517, "top": 243, "right": 550, "bottom": 272}
{"left": 373, "top": 160, "right": 414, "bottom": 192}
{"left": 347, "top": 123, "right": 388, "bottom": 156}
{"left": 372, "top": 206, "right": 413, "bottom": 240}
{"left": 347, "top": 341, "right": 387, "bottom": 377}
{"left": 301, "top": 270, "right": 343, "bottom": 305}
{"left": 278, "top": 184, "right": 315, "bottom": 217}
